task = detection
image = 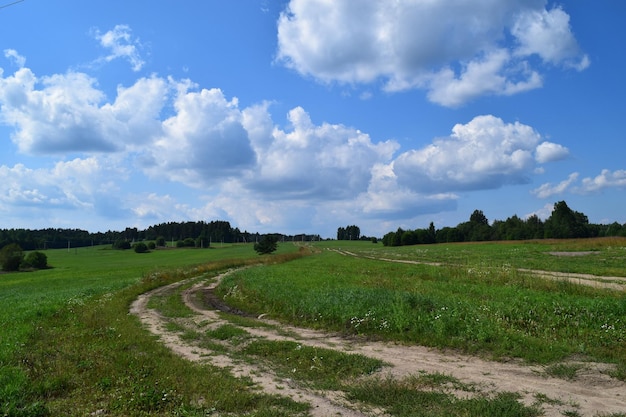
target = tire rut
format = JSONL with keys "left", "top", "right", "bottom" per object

{"left": 131, "top": 267, "right": 626, "bottom": 417}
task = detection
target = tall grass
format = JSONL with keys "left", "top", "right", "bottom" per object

{"left": 0, "top": 244, "right": 308, "bottom": 416}
{"left": 219, "top": 247, "right": 626, "bottom": 366}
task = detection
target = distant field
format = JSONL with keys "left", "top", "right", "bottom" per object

{"left": 1, "top": 238, "right": 625, "bottom": 416}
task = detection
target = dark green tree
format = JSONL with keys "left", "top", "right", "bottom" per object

{"left": 0, "top": 243, "right": 24, "bottom": 271}
{"left": 544, "top": 201, "right": 589, "bottom": 238}
{"left": 112, "top": 239, "right": 131, "bottom": 250}
{"left": 23, "top": 251, "right": 48, "bottom": 269}
{"left": 337, "top": 225, "right": 360, "bottom": 240}
{"left": 134, "top": 242, "right": 149, "bottom": 253}
{"left": 254, "top": 235, "right": 278, "bottom": 255}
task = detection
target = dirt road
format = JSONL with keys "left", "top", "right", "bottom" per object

{"left": 130, "top": 267, "right": 626, "bottom": 417}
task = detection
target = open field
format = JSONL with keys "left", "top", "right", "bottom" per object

{"left": 1, "top": 238, "right": 625, "bottom": 416}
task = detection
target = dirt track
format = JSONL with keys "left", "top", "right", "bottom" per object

{"left": 130, "top": 263, "right": 626, "bottom": 417}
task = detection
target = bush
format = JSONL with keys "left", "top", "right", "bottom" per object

{"left": 254, "top": 235, "right": 278, "bottom": 255}
{"left": 112, "top": 240, "right": 131, "bottom": 250}
{"left": 23, "top": 251, "right": 48, "bottom": 269}
{"left": 0, "top": 243, "right": 24, "bottom": 271}
{"left": 147, "top": 241, "right": 156, "bottom": 250}
{"left": 155, "top": 236, "right": 166, "bottom": 247}
{"left": 134, "top": 242, "right": 149, "bottom": 253}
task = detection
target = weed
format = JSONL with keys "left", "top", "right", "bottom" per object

{"left": 242, "top": 339, "right": 385, "bottom": 390}
{"left": 347, "top": 375, "right": 541, "bottom": 417}
{"left": 206, "top": 324, "right": 250, "bottom": 344}
{"left": 545, "top": 363, "right": 583, "bottom": 380}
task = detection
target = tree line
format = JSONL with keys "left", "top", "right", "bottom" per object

{"left": 0, "top": 221, "right": 249, "bottom": 251}
{"left": 381, "top": 201, "right": 626, "bottom": 247}
{"left": 0, "top": 220, "right": 326, "bottom": 252}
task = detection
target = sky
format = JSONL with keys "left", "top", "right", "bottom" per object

{"left": 0, "top": 0, "right": 624, "bottom": 238}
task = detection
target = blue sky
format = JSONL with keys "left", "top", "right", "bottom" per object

{"left": 0, "top": 0, "right": 624, "bottom": 238}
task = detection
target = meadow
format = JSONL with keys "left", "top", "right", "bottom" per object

{"left": 220, "top": 239, "right": 626, "bottom": 366}
{"left": 1, "top": 238, "right": 625, "bottom": 416}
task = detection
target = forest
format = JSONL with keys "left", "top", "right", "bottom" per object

{"left": 2, "top": 200, "right": 624, "bottom": 251}
{"left": 379, "top": 201, "right": 626, "bottom": 246}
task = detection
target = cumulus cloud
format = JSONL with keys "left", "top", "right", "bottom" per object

{"left": 242, "top": 106, "right": 398, "bottom": 200}
{"left": 524, "top": 202, "right": 555, "bottom": 221}
{"left": 393, "top": 115, "right": 552, "bottom": 192}
{"left": 531, "top": 169, "right": 626, "bottom": 198}
{"left": 0, "top": 52, "right": 576, "bottom": 233}
{"left": 578, "top": 169, "right": 626, "bottom": 193}
{"left": 143, "top": 85, "right": 257, "bottom": 187}
{"left": 535, "top": 141, "right": 570, "bottom": 163}
{"left": 276, "top": 0, "right": 588, "bottom": 106}
{"left": 92, "top": 24, "right": 145, "bottom": 71}
{"left": 0, "top": 66, "right": 168, "bottom": 154}
{"left": 0, "top": 158, "right": 121, "bottom": 211}
{"left": 531, "top": 172, "right": 579, "bottom": 198}
{"left": 512, "top": 7, "right": 590, "bottom": 70}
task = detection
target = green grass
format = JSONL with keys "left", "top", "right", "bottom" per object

{"left": 334, "top": 237, "right": 626, "bottom": 277}
{"left": 3, "top": 238, "right": 625, "bottom": 416}
{"left": 347, "top": 376, "right": 540, "bottom": 417}
{"left": 544, "top": 363, "right": 583, "bottom": 380}
{"left": 0, "top": 243, "right": 309, "bottom": 416}
{"left": 206, "top": 324, "right": 251, "bottom": 344}
{"left": 218, "top": 242, "right": 626, "bottom": 366}
{"left": 241, "top": 339, "right": 385, "bottom": 390}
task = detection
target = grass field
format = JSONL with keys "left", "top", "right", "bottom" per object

{"left": 1, "top": 238, "right": 625, "bottom": 416}
{"left": 0, "top": 243, "right": 301, "bottom": 416}
{"left": 219, "top": 239, "right": 626, "bottom": 365}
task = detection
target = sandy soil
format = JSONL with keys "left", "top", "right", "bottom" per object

{"left": 130, "top": 259, "right": 626, "bottom": 417}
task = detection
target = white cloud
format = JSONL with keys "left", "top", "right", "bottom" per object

{"left": 276, "top": 0, "right": 588, "bottom": 106}
{"left": 512, "top": 6, "right": 590, "bottom": 70}
{"left": 524, "top": 202, "right": 555, "bottom": 221}
{"left": 0, "top": 67, "right": 168, "bottom": 155}
{"left": 243, "top": 106, "right": 398, "bottom": 200}
{"left": 0, "top": 158, "right": 120, "bottom": 211}
{"left": 535, "top": 141, "right": 570, "bottom": 163}
{"left": 578, "top": 169, "right": 626, "bottom": 193}
{"left": 143, "top": 85, "right": 256, "bottom": 187}
{"left": 0, "top": 52, "right": 577, "bottom": 234}
{"left": 3, "top": 49, "right": 25, "bottom": 68}
{"left": 531, "top": 169, "right": 626, "bottom": 198}
{"left": 393, "top": 115, "right": 547, "bottom": 192}
{"left": 531, "top": 172, "right": 579, "bottom": 198}
{"left": 92, "top": 25, "right": 145, "bottom": 72}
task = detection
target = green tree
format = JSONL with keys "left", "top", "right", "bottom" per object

{"left": 0, "top": 243, "right": 24, "bottom": 271}
{"left": 112, "top": 239, "right": 131, "bottom": 250}
{"left": 134, "top": 242, "right": 149, "bottom": 253}
{"left": 23, "top": 251, "right": 48, "bottom": 269}
{"left": 254, "top": 235, "right": 278, "bottom": 255}
{"left": 544, "top": 201, "right": 589, "bottom": 238}
{"left": 337, "top": 225, "right": 360, "bottom": 240}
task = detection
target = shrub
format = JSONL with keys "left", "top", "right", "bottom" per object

{"left": 0, "top": 243, "right": 24, "bottom": 271}
{"left": 155, "top": 236, "right": 166, "bottom": 247}
{"left": 134, "top": 242, "right": 149, "bottom": 253}
{"left": 112, "top": 240, "right": 131, "bottom": 250}
{"left": 254, "top": 235, "right": 278, "bottom": 255}
{"left": 147, "top": 241, "right": 156, "bottom": 250}
{"left": 23, "top": 251, "right": 48, "bottom": 269}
